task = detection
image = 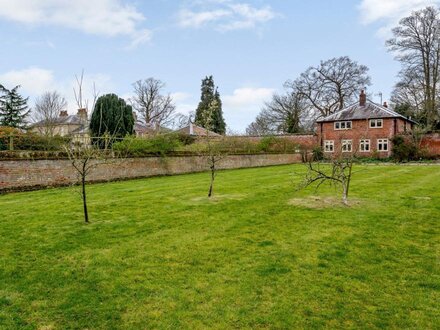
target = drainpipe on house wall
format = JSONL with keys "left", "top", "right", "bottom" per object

{"left": 320, "top": 122, "right": 323, "bottom": 148}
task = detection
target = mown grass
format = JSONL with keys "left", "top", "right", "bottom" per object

{"left": 0, "top": 164, "right": 439, "bottom": 329}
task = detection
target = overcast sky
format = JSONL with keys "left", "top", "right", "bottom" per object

{"left": 0, "top": 0, "right": 438, "bottom": 133}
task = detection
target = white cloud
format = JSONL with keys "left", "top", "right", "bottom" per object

{"left": 0, "top": 67, "right": 113, "bottom": 113}
{"left": 359, "top": 0, "right": 439, "bottom": 36}
{"left": 178, "top": 9, "right": 231, "bottom": 28}
{"left": 0, "top": 67, "right": 56, "bottom": 95}
{"left": 171, "top": 92, "right": 196, "bottom": 116}
{"left": 177, "top": 0, "right": 277, "bottom": 31}
{"left": 223, "top": 87, "right": 274, "bottom": 109}
{"left": 222, "top": 87, "right": 275, "bottom": 133}
{"left": 0, "top": 0, "right": 152, "bottom": 45}
{"left": 170, "top": 92, "right": 192, "bottom": 103}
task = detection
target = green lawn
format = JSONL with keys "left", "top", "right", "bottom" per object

{"left": 0, "top": 164, "right": 439, "bottom": 329}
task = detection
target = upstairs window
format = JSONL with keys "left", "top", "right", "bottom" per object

{"left": 377, "top": 139, "right": 389, "bottom": 152}
{"left": 341, "top": 140, "right": 352, "bottom": 152}
{"left": 324, "top": 140, "right": 334, "bottom": 152}
{"left": 334, "top": 121, "right": 352, "bottom": 130}
{"left": 359, "top": 139, "right": 370, "bottom": 152}
{"left": 370, "top": 119, "right": 383, "bottom": 128}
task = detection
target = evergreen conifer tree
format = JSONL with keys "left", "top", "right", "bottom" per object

{"left": 0, "top": 84, "right": 30, "bottom": 129}
{"left": 90, "top": 93, "right": 134, "bottom": 146}
{"left": 194, "top": 76, "right": 226, "bottom": 134}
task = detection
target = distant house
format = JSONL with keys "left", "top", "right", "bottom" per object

{"left": 316, "top": 90, "right": 416, "bottom": 157}
{"left": 176, "top": 122, "right": 221, "bottom": 137}
{"left": 31, "top": 110, "right": 151, "bottom": 142}
{"left": 31, "top": 109, "right": 90, "bottom": 144}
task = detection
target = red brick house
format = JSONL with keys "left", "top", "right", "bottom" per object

{"left": 316, "top": 91, "right": 416, "bottom": 157}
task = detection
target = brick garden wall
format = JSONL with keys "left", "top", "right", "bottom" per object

{"left": 242, "top": 135, "right": 318, "bottom": 149}
{"left": 421, "top": 133, "right": 440, "bottom": 157}
{"left": 0, "top": 153, "right": 303, "bottom": 193}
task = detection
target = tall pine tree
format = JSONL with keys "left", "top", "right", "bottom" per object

{"left": 0, "top": 84, "right": 30, "bottom": 129}
{"left": 194, "top": 76, "right": 226, "bottom": 134}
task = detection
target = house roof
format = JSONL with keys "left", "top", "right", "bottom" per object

{"left": 316, "top": 99, "right": 417, "bottom": 124}
{"left": 32, "top": 114, "right": 86, "bottom": 127}
{"left": 134, "top": 122, "right": 172, "bottom": 134}
{"left": 176, "top": 123, "right": 221, "bottom": 136}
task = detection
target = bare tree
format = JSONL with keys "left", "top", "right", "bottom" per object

{"left": 297, "top": 129, "right": 370, "bottom": 206}
{"left": 299, "top": 157, "right": 354, "bottom": 205}
{"left": 131, "top": 78, "right": 176, "bottom": 130}
{"left": 290, "top": 56, "right": 371, "bottom": 117}
{"left": 247, "top": 88, "right": 313, "bottom": 136}
{"left": 387, "top": 6, "right": 440, "bottom": 129}
{"left": 170, "top": 112, "right": 192, "bottom": 130}
{"left": 246, "top": 111, "right": 276, "bottom": 136}
{"left": 64, "top": 71, "right": 99, "bottom": 223}
{"left": 391, "top": 67, "right": 426, "bottom": 122}
{"left": 33, "top": 91, "right": 67, "bottom": 137}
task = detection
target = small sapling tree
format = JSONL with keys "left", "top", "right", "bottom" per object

{"left": 298, "top": 133, "right": 364, "bottom": 205}
{"left": 64, "top": 72, "right": 124, "bottom": 223}
{"left": 201, "top": 99, "right": 225, "bottom": 198}
{"left": 299, "top": 156, "right": 354, "bottom": 205}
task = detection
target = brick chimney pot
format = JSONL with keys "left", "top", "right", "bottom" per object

{"left": 359, "top": 90, "right": 366, "bottom": 107}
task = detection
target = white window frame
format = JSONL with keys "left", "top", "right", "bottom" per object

{"left": 341, "top": 139, "right": 353, "bottom": 152}
{"left": 359, "top": 139, "right": 370, "bottom": 152}
{"left": 324, "top": 140, "right": 334, "bottom": 153}
{"left": 334, "top": 121, "right": 352, "bottom": 130}
{"left": 377, "top": 138, "right": 389, "bottom": 152}
{"left": 369, "top": 119, "right": 383, "bottom": 128}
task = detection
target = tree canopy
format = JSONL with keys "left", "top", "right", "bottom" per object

{"left": 387, "top": 6, "right": 440, "bottom": 129}
{"left": 90, "top": 93, "right": 134, "bottom": 143}
{"left": 0, "top": 84, "right": 30, "bottom": 129}
{"left": 290, "top": 56, "right": 371, "bottom": 117}
{"left": 195, "top": 76, "right": 226, "bottom": 134}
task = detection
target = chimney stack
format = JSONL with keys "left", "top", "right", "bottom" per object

{"left": 77, "top": 108, "right": 88, "bottom": 122}
{"left": 132, "top": 111, "right": 138, "bottom": 122}
{"left": 359, "top": 90, "right": 366, "bottom": 107}
{"left": 383, "top": 102, "right": 388, "bottom": 108}
{"left": 59, "top": 110, "right": 68, "bottom": 117}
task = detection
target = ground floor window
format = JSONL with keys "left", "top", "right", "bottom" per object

{"left": 377, "top": 138, "right": 389, "bottom": 151}
{"left": 360, "top": 139, "right": 370, "bottom": 152}
{"left": 341, "top": 139, "right": 352, "bottom": 152}
{"left": 324, "top": 140, "right": 334, "bottom": 152}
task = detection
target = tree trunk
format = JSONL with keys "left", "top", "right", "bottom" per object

{"left": 81, "top": 174, "right": 89, "bottom": 223}
{"left": 208, "top": 164, "right": 215, "bottom": 198}
{"left": 342, "top": 184, "right": 349, "bottom": 206}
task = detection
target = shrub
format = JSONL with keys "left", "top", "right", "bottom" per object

{"left": 258, "top": 136, "right": 277, "bottom": 152}
{"left": 113, "top": 134, "right": 182, "bottom": 156}
{"left": 312, "top": 146, "right": 323, "bottom": 161}
{"left": 391, "top": 135, "right": 418, "bottom": 162}
{"left": 0, "top": 127, "right": 70, "bottom": 151}
{"left": 176, "top": 132, "right": 196, "bottom": 146}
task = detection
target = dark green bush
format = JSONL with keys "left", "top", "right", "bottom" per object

{"left": 312, "top": 146, "right": 323, "bottom": 161}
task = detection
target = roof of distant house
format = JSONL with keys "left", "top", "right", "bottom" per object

{"left": 317, "top": 91, "right": 416, "bottom": 124}
{"left": 134, "top": 122, "right": 172, "bottom": 135}
{"left": 176, "top": 122, "right": 221, "bottom": 136}
{"left": 32, "top": 110, "right": 87, "bottom": 127}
